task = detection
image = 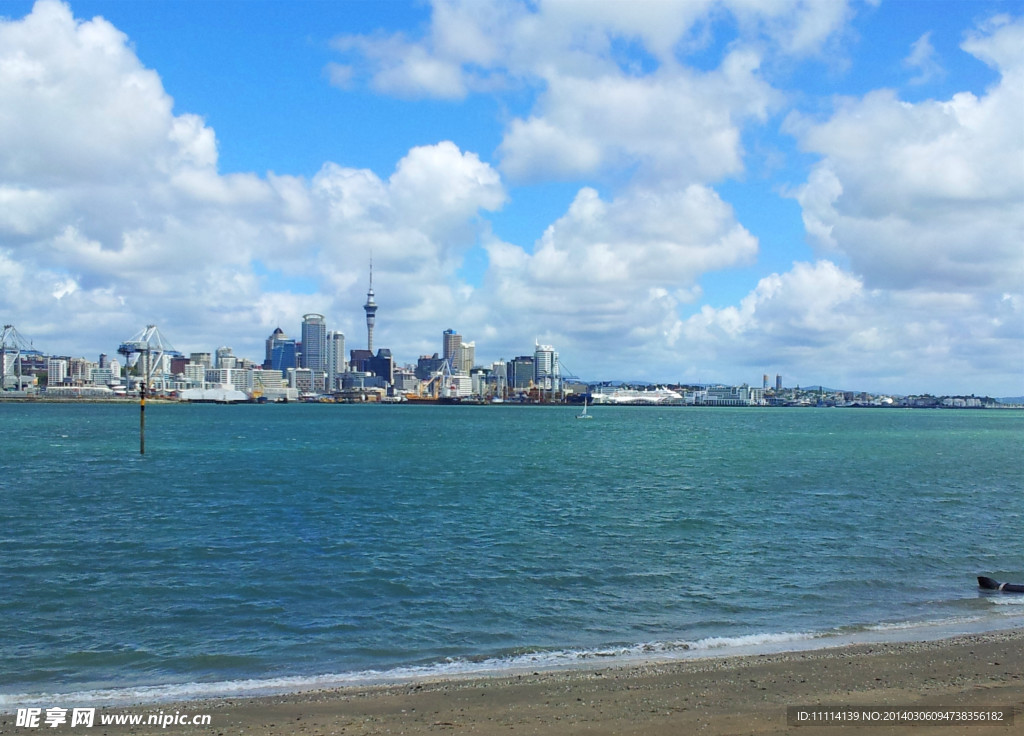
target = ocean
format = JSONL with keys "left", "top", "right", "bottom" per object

{"left": 1, "top": 402, "right": 1022, "bottom": 707}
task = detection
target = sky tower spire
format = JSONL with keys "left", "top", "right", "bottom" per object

{"left": 363, "top": 258, "right": 377, "bottom": 353}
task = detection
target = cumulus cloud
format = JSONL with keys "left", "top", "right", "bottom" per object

{"left": 498, "top": 50, "right": 778, "bottom": 185}
{"left": 680, "top": 262, "right": 1022, "bottom": 392}
{"left": 479, "top": 184, "right": 757, "bottom": 364}
{"left": 333, "top": 1, "right": 826, "bottom": 186}
{"left": 786, "top": 16, "right": 1024, "bottom": 293}
{"left": 2, "top": 1, "right": 1020, "bottom": 395}
{"left": 0, "top": 1, "right": 506, "bottom": 358}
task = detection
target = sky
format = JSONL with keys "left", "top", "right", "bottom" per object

{"left": 0, "top": 0, "right": 1022, "bottom": 396}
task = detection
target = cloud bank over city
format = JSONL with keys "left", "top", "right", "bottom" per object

{"left": 0, "top": 0, "right": 1021, "bottom": 395}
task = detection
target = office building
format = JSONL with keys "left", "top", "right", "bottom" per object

{"left": 264, "top": 328, "right": 287, "bottom": 368}
{"left": 507, "top": 356, "right": 534, "bottom": 390}
{"left": 366, "top": 348, "right": 394, "bottom": 386}
{"left": 47, "top": 357, "right": 67, "bottom": 386}
{"left": 443, "top": 329, "right": 461, "bottom": 372}
{"left": 265, "top": 328, "right": 297, "bottom": 374}
{"left": 215, "top": 347, "right": 236, "bottom": 369}
{"left": 326, "top": 330, "right": 346, "bottom": 391}
{"left": 90, "top": 367, "right": 115, "bottom": 386}
{"left": 288, "top": 367, "right": 314, "bottom": 394}
{"left": 459, "top": 341, "right": 475, "bottom": 375}
{"left": 533, "top": 342, "right": 560, "bottom": 394}
{"left": 301, "top": 314, "right": 326, "bottom": 372}
{"left": 416, "top": 353, "right": 445, "bottom": 380}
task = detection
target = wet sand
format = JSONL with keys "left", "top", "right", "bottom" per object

{"left": 6, "top": 630, "right": 1023, "bottom": 735}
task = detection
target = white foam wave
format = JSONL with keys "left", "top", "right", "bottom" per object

{"left": 864, "top": 617, "right": 982, "bottom": 632}
{"left": 687, "top": 632, "right": 818, "bottom": 651}
{"left": 0, "top": 632, "right": 822, "bottom": 711}
{"left": 8, "top": 617, "right": 1022, "bottom": 713}
{"left": 988, "top": 596, "right": 1024, "bottom": 605}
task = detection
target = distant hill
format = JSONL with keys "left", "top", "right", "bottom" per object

{"left": 997, "top": 396, "right": 1024, "bottom": 405}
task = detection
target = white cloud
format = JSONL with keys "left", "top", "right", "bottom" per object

{"left": 903, "top": 31, "right": 943, "bottom": 85}
{"left": 479, "top": 184, "right": 757, "bottom": 365}
{"left": 389, "top": 141, "right": 507, "bottom": 241}
{"left": 679, "top": 262, "right": 1022, "bottom": 393}
{"left": 0, "top": 0, "right": 178, "bottom": 185}
{"left": 1, "top": 1, "right": 1020, "bottom": 395}
{"left": 787, "top": 16, "right": 1024, "bottom": 293}
{"left": 498, "top": 50, "right": 778, "bottom": 185}
{"left": 0, "top": 1, "right": 508, "bottom": 360}
{"left": 725, "top": 0, "right": 855, "bottom": 58}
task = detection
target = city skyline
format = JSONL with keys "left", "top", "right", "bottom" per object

{"left": 0, "top": 1, "right": 1021, "bottom": 396}
{"left": 6, "top": 314, "right": 1018, "bottom": 402}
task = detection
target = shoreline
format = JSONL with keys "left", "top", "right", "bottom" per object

{"left": 6, "top": 629, "right": 1022, "bottom": 734}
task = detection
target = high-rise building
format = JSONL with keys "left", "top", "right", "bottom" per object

{"left": 533, "top": 342, "right": 560, "bottom": 394}
{"left": 301, "top": 314, "right": 326, "bottom": 375}
{"left": 459, "top": 341, "right": 475, "bottom": 374}
{"left": 366, "top": 348, "right": 394, "bottom": 385}
{"left": 215, "top": 347, "right": 236, "bottom": 369}
{"left": 47, "top": 357, "right": 67, "bottom": 386}
{"left": 265, "top": 328, "right": 297, "bottom": 374}
{"left": 443, "top": 329, "right": 461, "bottom": 372}
{"left": 416, "top": 353, "right": 445, "bottom": 380}
{"left": 776, "top": 374, "right": 783, "bottom": 391}
{"left": 363, "top": 263, "right": 377, "bottom": 352}
{"left": 264, "top": 328, "right": 287, "bottom": 368}
{"left": 326, "top": 330, "right": 346, "bottom": 391}
{"left": 507, "top": 355, "right": 534, "bottom": 390}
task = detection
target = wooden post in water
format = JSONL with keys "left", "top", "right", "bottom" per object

{"left": 139, "top": 382, "right": 146, "bottom": 455}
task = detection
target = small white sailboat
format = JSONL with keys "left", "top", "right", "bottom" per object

{"left": 576, "top": 396, "right": 593, "bottom": 420}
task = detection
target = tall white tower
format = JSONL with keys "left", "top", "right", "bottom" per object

{"left": 363, "top": 262, "right": 377, "bottom": 353}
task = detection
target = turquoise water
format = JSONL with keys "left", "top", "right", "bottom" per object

{"left": 1, "top": 403, "right": 1022, "bottom": 705}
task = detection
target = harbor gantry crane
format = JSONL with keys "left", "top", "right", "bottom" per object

{"left": 1, "top": 324, "right": 40, "bottom": 391}
{"left": 117, "top": 325, "right": 182, "bottom": 394}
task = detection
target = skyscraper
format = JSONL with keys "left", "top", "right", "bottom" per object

{"left": 301, "top": 314, "right": 326, "bottom": 374}
{"left": 326, "top": 330, "right": 346, "bottom": 391}
{"left": 533, "top": 342, "right": 560, "bottom": 394}
{"left": 265, "top": 327, "right": 287, "bottom": 369}
{"left": 459, "top": 341, "right": 475, "bottom": 374}
{"left": 363, "top": 263, "right": 377, "bottom": 352}
{"left": 443, "top": 329, "right": 461, "bottom": 372}
{"left": 507, "top": 356, "right": 534, "bottom": 390}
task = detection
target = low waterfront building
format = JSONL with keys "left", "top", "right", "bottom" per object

{"left": 288, "top": 367, "right": 314, "bottom": 394}
{"left": 90, "top": 367, "right": 116, "bottom": 386}
{"left": 702, "top": 384, "right": 765, "bottom": 406}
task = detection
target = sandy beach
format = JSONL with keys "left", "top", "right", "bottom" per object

{"left": 7, "top": 629, "right": 1021, "bottom": 736}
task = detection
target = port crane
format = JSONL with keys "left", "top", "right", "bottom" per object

{"left": 117, "top": 325, "right": 181, "bottom": 393}
{"left": 421, "top": 359, "right": 457, "bottom": 399}
{"left": 1, "top": 324, "right": 40, "bottom": 391}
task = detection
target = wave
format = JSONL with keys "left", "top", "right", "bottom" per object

{"left": 0, "top": 632, "right": 820, "bottom": 711}
{"left": 4, "top": 614, "right": 1023, "bottom": 713}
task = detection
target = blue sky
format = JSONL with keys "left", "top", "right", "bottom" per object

{"left": 0, "top": 0, "right": 1021, "bottom": 395}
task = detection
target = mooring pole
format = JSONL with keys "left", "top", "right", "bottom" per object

{"left": 139, "top": 382, "right": 146, "bottom": 455}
